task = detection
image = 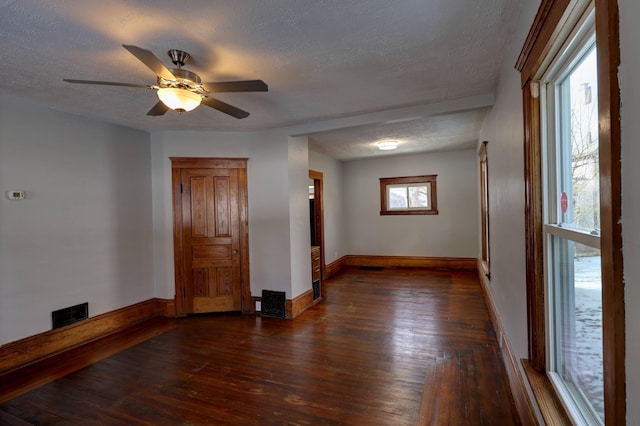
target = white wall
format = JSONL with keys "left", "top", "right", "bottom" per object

{"left": 619, "top": 0, "right": 640, "bottom": 421}
{"left": 0, "top": 94, "right": 154, "bottom": 345}
{"left": 245, "top": 130, "right": 303, "bottom": 298}
{"left": 474, "top": 1, "right": 542, "bottom": 423}
{"left": 475, "top": 0, "right": 536, "bottom": 360}
{"left": 308, "top": 150, "right": 346, "bottom": 265}
{"left": 150, "top": 129, "right": 309, "bottom": 299}
{"left": 288, "top": 136, "right": 313, "bottom": 298}
{"left": 343, "top": 150, "right": 479, "bottom": 257}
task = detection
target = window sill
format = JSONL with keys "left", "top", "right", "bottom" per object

{"left": 521, "top": 360, "right": 572, "bottom": 425}
{"left": 379, "top": 209, "right": 439, "bottom": 216}
{"left": 479, "top": 260, "right": 490, "bottom": 279}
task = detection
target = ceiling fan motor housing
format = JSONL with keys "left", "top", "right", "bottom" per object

{"left": 158, "top": 68, "right": 203, "bottom": 91}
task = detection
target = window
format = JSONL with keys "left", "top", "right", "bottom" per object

{"left": 517, "top": 0, "right": 624, "bottom": 424}
{"left": 379, "top": 175, "right": 438, "bottom": 215}
{"left": 478, "top": 141, "right": 490, "bottom": 278}
{"left": 542, "top": 33, "right": 603, "bottom": 423}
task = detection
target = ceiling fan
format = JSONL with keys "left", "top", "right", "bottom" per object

{"left": 64, "top": 44, "right": 268, "bottom": 119}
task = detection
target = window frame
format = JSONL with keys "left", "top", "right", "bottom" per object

{"left": 379, "top": 175, "right": 438, "bottom": 216}
{"left": 516, "top": 0, "right": 624, "bottom": 424}
{"left": 478, "top": 141, "right": 491, "bottom": 278}
{"left": 541, "top": 26, "right": 604, "bottom": 423}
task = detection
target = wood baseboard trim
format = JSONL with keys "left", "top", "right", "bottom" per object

{"left": 0, "top": 298, "right": 173, "bottom": 375}
{"left": 344, "top": 255, "right": 477, "bottom": 270}
{"left": 476, "top": 263, "right": 538, "bottom": 425}
{"left": 287, "top": 289, "right": 315, "bottom": 319}
{"left": 0, "top": 316, "right": 176, "bottom": 403}
{"left": 155, "top": 297, "right": 177, "bottom": 317}
{"left": 324, "top": 256, "right": 346, "bottom": 279}
{"left": 252, "top": 290, "right": 321, "bottom": 320}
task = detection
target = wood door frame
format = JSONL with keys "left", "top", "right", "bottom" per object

{"left": 309, "top": 170, "right": 325, "bottom": 280}
{"left": 171, "top": 157, "right": 251, "bottom": 315}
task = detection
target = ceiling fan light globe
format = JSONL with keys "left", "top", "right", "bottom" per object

{"left": 157, "top": 88, "right": 201, "bottom": 112}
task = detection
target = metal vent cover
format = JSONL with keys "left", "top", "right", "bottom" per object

{"left": 52, "top": 302, "right": 88, "bottom": 329}
{"left": 260, "top": 290, "right": 286, "bottom": 318}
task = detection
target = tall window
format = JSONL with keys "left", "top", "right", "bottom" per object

{"left": 517, "top": 0, "right": 624, "bottom": 424}
{"left": 541, "top": 30, "right": 603, "bottom": 423}
{"left": 478, "top": 141, "right": 490, "bottom": 277}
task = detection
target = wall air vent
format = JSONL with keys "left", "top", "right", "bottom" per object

{"left": 52, "top": 302, "right": 88, "bottom": 329}
{"left": 359, "top": 266, "right": 384, "bottom": 271}
{"left": 313, "top": 280, "right": 321, "bottom": 300}
{"left": 260, "top": 290, "right": 286, "bottom": 318}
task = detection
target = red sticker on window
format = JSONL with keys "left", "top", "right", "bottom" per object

{"left": 561, "top": 192, "right": 568, "bottom": 213}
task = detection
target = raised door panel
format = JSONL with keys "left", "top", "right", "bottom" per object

{"left": 182, "top": 168, "right": 241, "bottom": 314}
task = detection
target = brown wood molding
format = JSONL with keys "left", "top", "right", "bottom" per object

{"left": 523, "top": 84, "right": 546, "bottom": 372}
{"left": 344, "top": 255, "right": 477, "bottom": 271}
{"left": 324, "top": 256, "right": 346, "bottom": 279}
{"left": 476, "top": 265, "right": 538, "bottom": 425}
{"left": 0, "top": 299, "right": 172, "bottom": 375}
{"left": 238, "top": 167, "right": 252, "bottom": 314}
{"left": 595, "top": 0, "right": 625, "bottom": 423}
{"left": 170, "top": 157, "right": 248, "bottom": 169}
{"left": 478, "top": 141, "right": 491, "bottom": 278}
{"left": 286, "top": 289, "right": 316, "bottom": 319}
{"left": 379, "top": 175, "right": 438, "bottom": 216}
{"left": 309, "top": 170, "right": 326, "bottom": 286}
{"left": 516, "top": 0, "right": 572, "bottom": 85}
{"left": 155, "top": 297, "right": 177, "bottom": 317}
{"left": 521, "top": 360, "right": 572, "bottom": 425}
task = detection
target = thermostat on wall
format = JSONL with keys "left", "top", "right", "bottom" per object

{"left": 6, "top": 190, "right": 25, "bottom": 200}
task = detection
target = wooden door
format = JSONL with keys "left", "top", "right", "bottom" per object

{"left": 172, "top": 158, "right": 250, "bottom": 315}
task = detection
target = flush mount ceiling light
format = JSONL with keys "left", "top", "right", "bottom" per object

{"left": 157, "top": 87, "right": 202, "bottom": 113}
{"left": 377, "top": 140, "right": 399, "bottom": 151}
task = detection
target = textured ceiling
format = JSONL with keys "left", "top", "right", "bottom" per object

{"left": 0, "top": 0, "right": 521, "bottom": 161}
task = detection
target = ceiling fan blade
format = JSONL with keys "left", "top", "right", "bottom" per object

{"left": 202, "top": 80, "right": 268, "bottom": 93}
{"left": 122, "top": 44, "right": 176, "bottom": 80}
{"left": 201, "top": 96, "right": 250, "bottom": 119}
{"left": 147, "top": 101, "right": 169, "bottom": 116}
{"left": 64, "top": 79, "right": 156, "bottom": 89}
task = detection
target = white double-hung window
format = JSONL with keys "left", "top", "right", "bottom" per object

{"left": 540, "top": 7, "right": 603, "bottom": 424}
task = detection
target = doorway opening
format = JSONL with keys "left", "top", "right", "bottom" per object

{"left": 309, "top": 170, "right": 324, "bottom": 284}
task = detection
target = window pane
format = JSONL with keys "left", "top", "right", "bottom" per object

{"left": 558, "top": 47, "right": 600, "bottom": 232}
{"left": 550, "top": 237, "right": 603, "bottom": 423}
{"left": 388, "top": 186, "right": 408, "bottom": 208}
{"left": 408, "top": 185, "right": 429, "bottom": 208}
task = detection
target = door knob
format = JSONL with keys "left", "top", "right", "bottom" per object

{"left": 232, "top": 249, "right": 238, "bottom": 254}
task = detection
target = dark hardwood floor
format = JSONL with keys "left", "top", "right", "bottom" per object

{"left": 0, "top": 267, "right": 521, "bottom": 425}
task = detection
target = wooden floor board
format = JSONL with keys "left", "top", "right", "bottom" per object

{"left": 0, "top": 267, "right": 520, "bottom": 425}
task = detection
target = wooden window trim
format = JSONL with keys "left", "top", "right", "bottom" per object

{"left": 478, "top": 141, "right": 491, "bottom": 279}
{"left": 379, "top": 175, "right": 438, "bottom": 216}
{"left": 517, "top": 0, "right": 625, "bottom": 424}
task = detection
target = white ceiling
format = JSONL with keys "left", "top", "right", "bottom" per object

{"left": 0, "top": 0, "right": 521, "bottom": 161}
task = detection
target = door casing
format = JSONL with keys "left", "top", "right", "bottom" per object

{"left": 309, "top": 169, "right": 325, "bottom": 282}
